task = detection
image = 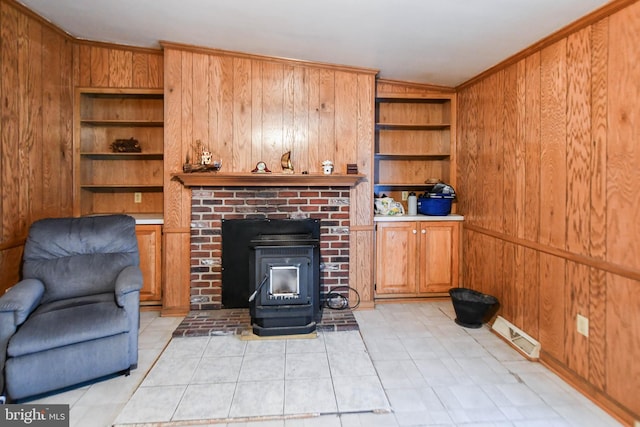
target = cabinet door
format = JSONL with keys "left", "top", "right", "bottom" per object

{"left": 136, "top": 224, "right": 162, "bottom": 304}
{"left": 418, "top": 222, "right": 459, "bottom": 293}
{"left": 375, "top": 222, "right": 418, "bottom": 294}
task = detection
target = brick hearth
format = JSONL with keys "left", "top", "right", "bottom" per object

{"left": 189, "top": 186, "right": 352, "bottom": 311}
{"left": 172, "top": 307, "right": 359, "bottom": 337}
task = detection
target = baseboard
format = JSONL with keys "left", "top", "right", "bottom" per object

{"left": 540, "top": 350, "right": 638, "bottom": 426}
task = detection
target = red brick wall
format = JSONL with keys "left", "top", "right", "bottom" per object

{"left": 190, "top": 186, "right": 351, "bottom": 310}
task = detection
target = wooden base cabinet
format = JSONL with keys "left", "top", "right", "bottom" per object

{"left": 375, "top": 220, "right": 460, "bottom": 297}
{"left": 136, "top": 224, "right": 162, "bottom": 305}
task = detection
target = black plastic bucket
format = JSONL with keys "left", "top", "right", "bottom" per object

{"left": 449, "top": 287, "right": 499, "bottom": 328}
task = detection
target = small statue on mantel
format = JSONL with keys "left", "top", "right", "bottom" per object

{"left": 182, "top": 139, "right": 222, "bottom": 172}
{"left": 281, "top": 151, "right": 294, "bottom": 174}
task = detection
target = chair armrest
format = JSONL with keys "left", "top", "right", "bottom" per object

{"left": 115, "top": 265, "right": 143, "bottom": 306}
{"left": 0, "top": 279, "right": 45, "bottom": 326}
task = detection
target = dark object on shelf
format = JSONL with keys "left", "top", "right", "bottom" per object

{"left": 111, "top": 137, "right": 141, "bottom": 153}
{"left": 346, "top": 163, "right": 358, "bottom": 174}
{"left": 449, "top": 287, "right": 499, "bottom": 329}
{"left": 182, "top": 160, "right": 222, "bottom": 173}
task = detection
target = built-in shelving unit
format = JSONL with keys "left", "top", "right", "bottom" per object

{"left": 374, "top": 93, "right": 455, "bottom": 200}
{"left": 74, "top": 88, "right": 164, "bottom": 216}
{"left": 73, "top": 88, "right": 165, "bottom": 305}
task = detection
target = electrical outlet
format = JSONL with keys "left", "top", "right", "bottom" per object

{"left": 401, "top": 191, "right": 409, "bottom": 201}
{"left": 577, "top": 314, "right": 589, "bottom": 337}
{"left": 134, "top": 192, "right": 142, "bottom": 203}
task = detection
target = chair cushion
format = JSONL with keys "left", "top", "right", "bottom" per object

{"left": 22, "top": 215, "right": 139, "bottom": 304}
{"left": 7, "top": 298, "right": 129, "bottom": 358}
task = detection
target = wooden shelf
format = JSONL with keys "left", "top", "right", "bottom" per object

{"left": 81, "top": 185, "right": 163, "bottom": 192}
{"left": 375, "top": 91, "right": 455, "bottom": 197}
{"left": 81, "top": 152, "right": 164, "bottom": 160}
{"left": 376, "top": 123, "right": 450, "bottom": 130}
{"left": 375, "top": 183, "right": 435, "bottom": 191}
{"left": 375, "top": 153, "right": 450, "bottom": 160}
{"left": 80, "top": 119, "right": 164, "bottom": 127}
{"left": 376, "top": 96, "right": 451, "bottom": 103}
{"left": 172, "top": 172, "right": 365, "bottom": 187}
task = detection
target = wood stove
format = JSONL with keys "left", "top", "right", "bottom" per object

{"left": 221, "top": 218, "right": 320, "bottom": 336}
{"left": 249, "top": 231, "right": 320, "bottom": 336}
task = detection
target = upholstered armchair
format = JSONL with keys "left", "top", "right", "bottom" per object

{"left": 0, "top": 215, "right": 143, "bottom": 401}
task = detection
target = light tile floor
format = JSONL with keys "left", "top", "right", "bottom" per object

{"left": 31, "top": 302, "right": 623, "bottom": 427}
{"left": 114, "top": 328, "right": 390, "bottom": 425}
{"left": 27, "top": 311, "right": 184, "bottom": 427}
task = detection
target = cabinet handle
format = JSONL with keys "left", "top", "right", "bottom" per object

{"left": 421, "top": 229, "right": 426, "bottom": 234}
{"left": 412, "top": 229, "right": 417, "bottom": 234}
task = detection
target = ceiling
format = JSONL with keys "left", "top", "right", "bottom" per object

{"left": 19, "top": 0, "right": 610, "bottom": 87}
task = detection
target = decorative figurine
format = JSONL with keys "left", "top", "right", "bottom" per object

{"left": 201, "top": 151, "right": 212, "bottom": 165}
{"left": 281, "top": 151, "right": 294, "bottom": 174}
{"left": 182, "top": 140, "right": 222, "bottom": 172}
{"left": 322, "top": 160, "right": 334, "bottom": 175}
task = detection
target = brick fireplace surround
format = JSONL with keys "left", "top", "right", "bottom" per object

{"left": 189, "top": 186, "right": 353, "bottom": 311}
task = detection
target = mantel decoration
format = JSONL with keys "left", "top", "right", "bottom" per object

{"left": 111, "top": 137, "right": 141, "bottom": 153}
{"left": 322, "top": 160, "right": 334, "bottom": 175}
{"left": 182, "top": 140, "right": 222, "bottom": 173}
{"left": 252, "top": 161, "right": 271, "bottom": 173}
{"left": 281, "top": 151, "right": 294, "bottom": 174}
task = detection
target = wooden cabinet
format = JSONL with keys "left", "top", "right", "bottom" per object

{"left": 136, "top": 224, "right": 162, "bottom": 304}
{"left": 374, "top": 91, "right": 456, "bottom": 204}
{"left": 375, "top": 220, "right": 460, "bottom": 297}
{"left": 73, "top": 88, "right": 164, "bottom": 216}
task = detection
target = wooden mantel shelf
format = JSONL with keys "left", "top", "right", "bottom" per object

{"left": 172, "top": 172, "right": 365, "bottom": 187}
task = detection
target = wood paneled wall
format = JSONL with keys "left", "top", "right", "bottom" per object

{"left": 74, "top": 40, "right": 163, "bottom": 89}
{"left": 0, "top": 0, "right": 74, "bottom": 290}
{"left": 457, "top": 2, "right": 640, "bottom": 423}
{"left": 0, "top": 0, "right": 162, "bottom": 293}
{"left": 162, "top": 42, "right": 377, "bottom": 315}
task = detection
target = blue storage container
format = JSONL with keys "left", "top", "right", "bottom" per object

{"left": 418, "top": 195, "right": 454, "bottom": 216}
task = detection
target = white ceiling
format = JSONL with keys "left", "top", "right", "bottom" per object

{"left": 19, "top": 0, "right": 610, "bottom": 87}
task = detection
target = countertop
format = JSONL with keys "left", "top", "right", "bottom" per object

{"left": 374, "top": 214, "right": 464, "bottom": 222}
{"left": 129, "top": 213, "right": 164, "bottom": 225}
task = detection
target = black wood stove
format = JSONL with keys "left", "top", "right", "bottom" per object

{"left": 249, "top": 225, "right": 320, "bottom": 336}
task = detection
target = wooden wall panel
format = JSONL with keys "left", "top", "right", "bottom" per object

{"left": 539, "top": 40, "right": 567, "bottom": 249}
{"left": 607, "top": 3, "right": 640, "bottom": 271}
{"left": 588, "top": 18, "right": 609, "bottom": 393}
{"left": 0, "top": 0, "right": 74, "bottom": 292}
{"left": 605, "top": 274, "right": 640, "bottom": 415}
{"left": 566, "top": 28, "right": 592, "bottom": 256}
{"left": 162, "top": 44, "right": 376, "bottom": 314}
{"left": 564, "top": 26, "right": 592, "bottom": 381}
{"left": 457, "top": 1, "right": 640, "bottom": 422}
{"left": 0, "top": 0, "right": 162, "bottom": 292}
{"left": 232, "top": 57, "right": 253, "bottom": 172}
{"left": 524, "top": 53, "right": 541, "bottom": 243}
{"left": 75, "top": 42, "right": 163, "bottom": 89}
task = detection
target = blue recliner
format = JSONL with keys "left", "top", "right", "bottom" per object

{"left": 0, "top": 215, "right": 143, "bottom": 401}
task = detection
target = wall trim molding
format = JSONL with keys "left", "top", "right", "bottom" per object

{"left": 464, "top": 223, "right": 640, "bottom": 282}
{"left": 160, "top": 40, "right": 379, "bottom": 75}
